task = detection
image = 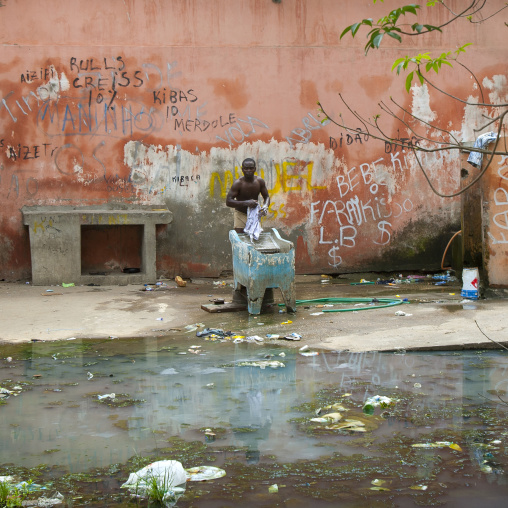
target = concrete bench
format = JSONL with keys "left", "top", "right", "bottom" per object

{"left": 22, "top": 206, "right": 172, "bottom": 286}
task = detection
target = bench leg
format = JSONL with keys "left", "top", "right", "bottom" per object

{"left": 280, "top": 282, "right": 296, "bottom": 313}
{"left": 246, "top": 283, "right": 266, "bottom": 315}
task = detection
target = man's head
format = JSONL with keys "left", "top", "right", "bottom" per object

{"left": 241, "top": 158, "right": 256, "bottom": 179}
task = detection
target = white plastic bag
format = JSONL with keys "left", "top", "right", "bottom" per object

{"left": 122, "top": 460, "right": 187, "bottom": 506}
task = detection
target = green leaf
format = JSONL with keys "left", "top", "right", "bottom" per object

{"left": 340, "top": 25, "right": 353, "bottom": 39}
{"left": 416, "top": 70, "right": 424, "bottom": 85}
{"left": 402, "top": 5, "right": 419, "bottom": 16}
{"left": 412, "top": 23, "right": 424, "bottom": 33}
{"left": 456, "top": 42, "right": 472, "bottom": 54}
{"left": 405, "top": 71, "right": 414, "bottom": 92}
{"left": 392, "top": 57, "right": 407, "bottom": 72}
{"left": 373, "top": 33, "right": 384, "bottom": 48}
{"left": 351, "top": 22, "right": 361, "bottom": 37}
{"left": 387, "top": 31, "right": 402, "bottom": 42}
{"left": 423, "top": 24, "right": 442, "bottom": 32}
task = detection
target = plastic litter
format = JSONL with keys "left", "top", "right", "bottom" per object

{"left": 311, "top": 412, "right": 343, "bottom": 423}
{"left": 184, "top": 323, "right": 205, "bottom": 333}
{"left": 122, "top": 460, "right": 187, "bottom": 505}
{"left": 185, "top": 466, "right": 226, "bottom": 482}
{"left": 325, "top": 419, "right": 367, "bottom": 432}
{"left": 395, "top": 310, "right": 412, "bottom": 316}
{"left": 363, "top": 395, "right": 396, "bottom": 414}
{"left": 204, "top": 429, "right": 216, "bottom": 442}
{"left": 282, "top": 333, "right": 301, "bottom": 341}
{"left": 98, "top": 393, "right": 115, "bottom": 400}
{"left": 237, "top": 360, "right": 285, "bottom": 369}
{"left": 300, "top": 351, "right": 319, "bottom": 357}
{"left": 268, "top": 484, "right": 279, "bottom": 493}
{"left": 196, "top": 328, "right": 232, "bottom": 338}
{"left": 246, "top": 335, "right": 264, "bottom": 342}
{"left": 175, "top": 276, "right": 187, "bottom": 287}
{"left": 462, "top": 268, "right": 479, "bottom": 299}
{"left": 266, "top": 334, "right": 280, "bottom": 339}
{"left": 23, "top": 493, "right": 65, "bottom": 507}
{"left": 412, "top": 441, "right": 462, "bottom": 451}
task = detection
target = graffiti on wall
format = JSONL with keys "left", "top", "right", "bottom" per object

{"left": 310, "top": 151, "right": 415, "bottom": 268}
{"left": 0, "top": 49, "right": 455, "bottom": 278}
{"left": 488, "top": 155, "right": 508, "bottom": 245}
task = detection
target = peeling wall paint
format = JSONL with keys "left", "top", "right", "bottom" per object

{"left": 0, "top": 0, "right": 506, "bottom": 280}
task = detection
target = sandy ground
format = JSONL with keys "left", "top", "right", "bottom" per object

{"left": 1, "top": 275, "right": 507, "bottom": 352}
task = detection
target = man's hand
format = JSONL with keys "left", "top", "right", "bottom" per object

{"left": 246, "top": 199, "right": 259, "bottom": 208}
{"left": 259, "top": 205, "right": 268, "bottom": 217}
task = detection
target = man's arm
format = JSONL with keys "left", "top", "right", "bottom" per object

{"left": 259, "top": 179, "right": 270, "bottom": 216}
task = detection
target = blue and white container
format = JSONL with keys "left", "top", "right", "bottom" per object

{"left": 461, "top": 268, "right": 479, "bottom": 299}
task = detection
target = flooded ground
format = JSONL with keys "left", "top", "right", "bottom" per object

{"left": 1, "top": 336, "right": 508, "bottom": 507}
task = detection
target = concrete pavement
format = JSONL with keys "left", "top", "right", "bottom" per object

{"left": 1, "top": 274, "right": 507, "bottom": 352}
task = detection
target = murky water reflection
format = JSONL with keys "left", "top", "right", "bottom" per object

{"left": 1, "top": 337, "right": 508, "bottom": 506}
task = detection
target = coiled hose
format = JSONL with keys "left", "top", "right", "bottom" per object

{"left": 284, "top": 297, "right": 405, "bottom": 312}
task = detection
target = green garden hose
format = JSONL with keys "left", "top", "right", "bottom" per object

{"left": 281, "top": 297, "right": 406, "bottom": 312}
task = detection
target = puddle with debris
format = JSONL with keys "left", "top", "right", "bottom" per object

{"left": 1, "top": 337, "right": 508, "bottom": 507}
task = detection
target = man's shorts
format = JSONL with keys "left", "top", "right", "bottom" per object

{"left": 233, "top": 209, "right": 248, "bottom": 229}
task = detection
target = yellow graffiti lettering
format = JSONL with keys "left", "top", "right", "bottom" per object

{"left": 107, "top": 214, "right": 128, "bottom": 225}
{"left": 33, "top": 221, "right": 45, "bottom": 233}
{"left": 267, "top": 203, "right": 287, "bottom": 220}
{"left": 282, "top": 161, "right": 326, "bottom": 192}
{"left": 269, "top": 163, "right": 283, "bottom": 195}
{"left": 282, "top": 161, "right": 301, "bottom": 191}
{"left": 209, "top": 161, "right": 324, "bottom": 199}
{"left": 209, "top": 171, "right": 234, "bottom": 199}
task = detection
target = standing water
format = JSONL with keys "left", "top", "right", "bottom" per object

{"left": 1, "top": 337, "right": 508, "bottom": 507}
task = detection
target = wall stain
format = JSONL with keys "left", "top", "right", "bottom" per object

{"left": 208, "top": 77, "right": 249, "bottom": 110}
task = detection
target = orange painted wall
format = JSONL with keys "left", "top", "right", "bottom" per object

{"left": 0, "top": 0, "right": 506, "bottom": 280}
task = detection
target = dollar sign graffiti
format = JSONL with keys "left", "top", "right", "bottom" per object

{"left": 328, "top": 246, "right": 342, "bottom": 268}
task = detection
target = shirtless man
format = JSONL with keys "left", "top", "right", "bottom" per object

{"left": 226, "top": 158, "right": 270, "bottom": 233}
